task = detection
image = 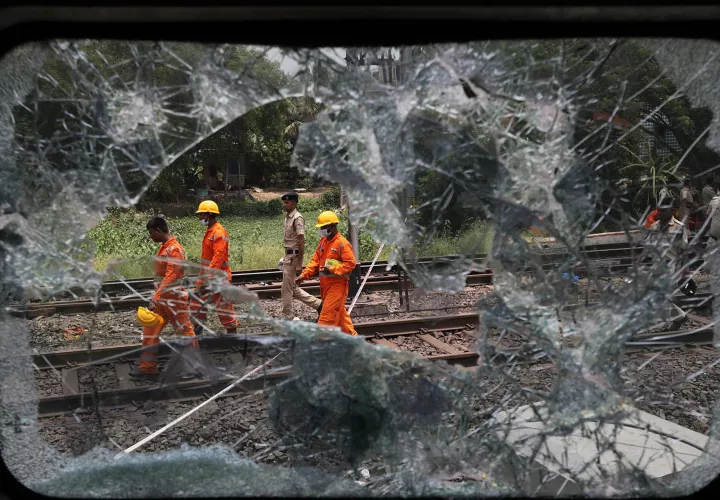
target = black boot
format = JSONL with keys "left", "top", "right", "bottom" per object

{"left": 226, "top": 327, "right": 237, "bottom": 334}
{"left": 680, "top": 278, "right": 697, "bottom": 297}
{"left": 316, "top": 302, "right": 323, "bottom": 323}
{"left": 178, "top": 371, "right": 200, "bottom": 381}
{"left": 129, "top": 367, "right": 159, "bottom": 381}
{"left": 193, "top": 324, "right": 203, "bottom": 337}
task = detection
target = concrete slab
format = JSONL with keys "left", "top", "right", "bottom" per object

{"left": 491, "top": 403, "right": 708, "bottom": 485}
{"left": 531, "top": 230, "right": 645, "bottom": 250}
{"left": 349, "top": 295, "right": 389, "bottom": 317}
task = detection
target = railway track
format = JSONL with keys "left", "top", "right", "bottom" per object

{"left": 24, "top": 242, "right": 665, "bottom": 308}
{"left": 14, "top": 274, "right": 434, "bottom": 318}
{"left": 35, "top": 314, "right": 480, "bottom": 415}
{"left": 95, "top": 242, "right": 652, "bottom": 295}
{"left": 13, "top": 255, "right": 711, "bottom": 318}
{"left": 33, "top": 312, "right": 715, "bottom": 416}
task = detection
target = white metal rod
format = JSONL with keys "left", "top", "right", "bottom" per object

{"left": 348, "top": 243, "right": 385, "bottom": 314}
{"left": 116, "top": 353, "right": 280, "bottom": 458}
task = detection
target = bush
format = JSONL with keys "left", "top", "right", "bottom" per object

{"left": 88, "top": 205, "right": 493, "bottom": 277}
{"left": 297, "top": 177, "right": 315, "bottom": 190}
{"left": 298, "top": 197, "right": 323, "bottom": 212}
{"left": 320, "top": 185, "right": 341, "bottom": 209}
{"left": 187, "top": 194, "right": 336, "bottom": 219}
{"left": 268, "top": 171, "right": 292, "bottom": 188}
{"left": 221, "top": 198, "right": 284, "bottom": 217}
{"left": 267, "top": 198, "right": 283, "bottom": 214}
{"left": 86, "top": 209, "right": 156, "bottom": 258}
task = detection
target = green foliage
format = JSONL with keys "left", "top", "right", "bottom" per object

{"left": 197, "top": 195, "right": 333, "bottom": 220}
{"left": 86, "top": 208, "right": 156, "bottom": 258}
{"left": 43, "top": 41, "right": 319, "bottom": 200}
{"left": 412, "top": 113, "right": 494, "bottom": 233}
{"left": 87, "top": 206, "right": 490, "bottom": 278}
{"left": 150, "top": 94, "right": 323, "bottom": 197}
{"left": 297, "top": 197, "right": 324, "bottom": 212}
{"left": 296, "top": 177, "right": 315, "bottom": 190}
{"left": 320, "top": 185, "right": 341, "bottom": 208}
{"left": 416, "top": 221, "right": 494, "bottom": 257}
{"left": 221, "top": 198, "right": 283, "bottom": 217}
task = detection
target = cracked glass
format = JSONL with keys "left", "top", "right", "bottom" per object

{"left": 0, "top": 39, "right": 719, "bottom": 497}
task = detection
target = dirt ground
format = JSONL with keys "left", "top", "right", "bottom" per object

{"left": 27, "top": 274, "right": 720, "bottom": 485}
{"left": 248, "top": 187, "right": 327, "bottom": 202}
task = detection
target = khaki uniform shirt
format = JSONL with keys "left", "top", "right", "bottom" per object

{"left": 702, "top": 185, "right": 716, "bottom": 216}
{"left": 680, "top": 187, "right": 694, "bottom": 223}
{"left": 708, "top": 196, "right": 720, "bottom": 240}
{"left": 283, "top": 209, "right": 305, "bottom": 267}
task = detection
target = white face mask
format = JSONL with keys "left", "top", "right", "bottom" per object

{"left": 201, "top": 218, "right": 210, "bottom": 226}
{"left": 319, "top": 228, "right": 330, "bottom": 238}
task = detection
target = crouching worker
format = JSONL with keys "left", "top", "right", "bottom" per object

{"left": 132, "top": 217, "right": 199, "bottom": 381}
{"left": 295, "top": 211, "right": 358, "bottom": 336}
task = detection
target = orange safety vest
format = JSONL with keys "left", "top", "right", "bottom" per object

{"left": 644, "top": 209, "right": 659, "bottom": 228}
{"left": 300, "top": 233, "right": 356, "bottom": 282}
{"left": 198, "top": 222, "right": 232, "bottom": 286}
{"left": 153, "top": 237, "right": 188, "bottom": 302}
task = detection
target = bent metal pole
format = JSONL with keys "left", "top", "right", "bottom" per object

{"left": 348, "top": 243, "right": 385, "bottom": 315}
{"left": 115, "top": 353, "right": 281, "bottom": 458}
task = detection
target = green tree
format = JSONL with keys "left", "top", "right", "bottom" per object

{"left": 488, "top": 40, "right": 718, "bottom": 220}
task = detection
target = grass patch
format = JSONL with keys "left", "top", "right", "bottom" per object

{"left": 420, "top": 222, "right": 494, "bottom": 258}
{"left": 87, "top": 208, "right": 493, "bottom": 278}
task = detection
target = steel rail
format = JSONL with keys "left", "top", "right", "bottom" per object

{"left": 32, "top": 313, "right": 481, "bottom": 369}
{"left": 12, "top": 275, "right": 413, "bottom": 318}
{"left": 36, "top": 330, "right": 713, "bottom": 416}
{"left": 15, "top": 274, "right": 495, "bottom": 318}
{"left": 34, "top": 309, "right": 715, "bottom": 415}
{"left": 35, "top": 313, "right": 483, "bottom": 415}
{"left": 38, "top": 351, "right": 482, "bottom": 415}
{"left": 14, "top": 259, "right": 713, "bottom": 319}
{"left": 55, "top": 242, "right": 655, "bottom": 300}
{"left": 13, "top": 238, "right": 713, "bottom": 318}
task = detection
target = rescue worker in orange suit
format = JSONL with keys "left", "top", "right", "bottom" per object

{"left": 131, "top": 217, "right": 199, "bottom": 381}
{"left": 295, "top": 211, "right": 358, "bottom": 336}
{"left": 188, "top": 200, "right": 239, "bottom": 336}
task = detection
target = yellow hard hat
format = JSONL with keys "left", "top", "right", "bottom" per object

{"left": 315, "top": 210, "right": 340, "bottom": 228}
{"left": 137, "top": 307, "right": 163, "bottom": 327}
{"left": 196, "top": 200, "right": 220, "bottom": 215}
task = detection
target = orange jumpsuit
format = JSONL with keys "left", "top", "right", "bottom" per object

{"left": 299, "top": 232, "right": 357, "bottom": 336}
{"left": 140, "top": 237, "right": 198, "bottom": 374}
{"left": 188, "top": 221, "right": 238, "bottom": 331}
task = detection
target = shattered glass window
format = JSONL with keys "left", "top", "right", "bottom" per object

{"left": 1, "top": 39, "right": 719, "bottom": 497}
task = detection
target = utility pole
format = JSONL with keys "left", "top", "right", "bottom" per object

{"left": 346, "top": 193, "right": 361, "bottom": 299}
{"left": 343, "top": 50, "right": 366, "bottom": 300}
{"left": 348, "top": 204, "right": 360, "bottom": 262}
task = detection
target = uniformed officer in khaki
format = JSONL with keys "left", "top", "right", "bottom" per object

{"left": 281, "top": 192, "right": 323, "bottom": 319}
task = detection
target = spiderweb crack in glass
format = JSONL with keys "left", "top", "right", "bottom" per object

{"left": 0, "top": 38, "right": 718, "bottom": 497}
